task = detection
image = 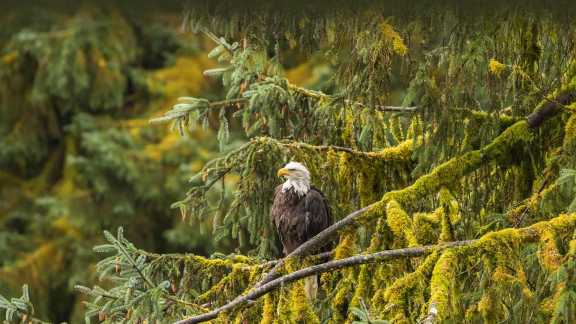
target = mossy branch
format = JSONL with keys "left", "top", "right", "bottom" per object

{"left": 177, "top": 213, "right": 576, "bottom": 323}
{"left": 174, "top": 240, "right": 474, "bottom": 324}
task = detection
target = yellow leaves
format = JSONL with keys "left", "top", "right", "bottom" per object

{"left": 0, "top": 240, "right": 65, "bottom": 288}
{"left": 152, "top": 55, "right": 215, "bottom": 98}
{"left": 380, "top": 22, "right": 407, "bottom": 56}
{"left": 488, "top": 58, "right": 507, "bottom": 76}
{"left": 52, "top": 216, "right": 82, "bottom": 240}
{"left": 143, "top": 132, "right": 179, "bottom": 161}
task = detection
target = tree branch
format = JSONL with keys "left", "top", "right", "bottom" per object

{"left": 174, "top": 240, "right": 474, "bottom": 324}
{"left": 526, "top": 90, "right": 576, "bottom": 128}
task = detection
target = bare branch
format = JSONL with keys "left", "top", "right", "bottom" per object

{"left": 376, "top": 105, "right": 419, "bottom": 112}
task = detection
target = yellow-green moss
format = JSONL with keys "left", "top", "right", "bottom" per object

{"left": 287, "top": 281, "right": 320, "bottom": 324}
{"left": 438, "top": 188, "right": 460, "bottom": 242}
{"left": 406, "top": 116, "right": 423, "bottom": 139}
{"left": 367, "top": 217, "right": 387, "bottom": 252}
{"left": 330, "top": 272, "right": 354, "bottom": 324}
{"left": 382, "top": 251, "right": 439, "bottom": 321}
{"left": 564, "top": 113, "right": 576, "bottom": 153}
{"left": 260, "top": 294, "right": 275, "bottom": 324}
{"left": 334, "top": 231, "right": 358, "bottom": 260}
{"left": 537, "top": 228, "right": 562, "bottom": 272}
{"left": 348, "top": 265, "right": 371, "bottom": 318}
{"left": 380, "top": 121, "right": 532, "bottom": 208}
{"left": 413, "top": 209, "right": 442, "bottom": 244}
{"left": 386, "top": 200, "right": 419, "bottom": 247}
{"left": 367, "top": 139, "right": 414, "bottom": 162}
{"left": 358, "top": 170, "right": 376, "bottom": 206}
{"left": 429, "top": 250, "right": 458, "bottom": 319}
{"left": 477, "top": 290, "right": 498, "bottom": 322}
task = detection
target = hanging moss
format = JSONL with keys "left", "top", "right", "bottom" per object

{"left": 537, "top": 229, "right": 562, "bottom": 272}
{"left": 381, "top": 251, "right": 439, "bottom": 322}
{"left": 329, "top": 271, "right": 355, "bottom": 324}
{"left": 348, "top": 265, "right": 370, "bottom": 320}
{"left": 260, "top": 293, "right": 275, "bottom": 324}
{"left": 563, "top": 113, "right": 576, "bottom": 155}
{"left": 386, "top": 200, "right": 419, "bottom": 247}
{"left": 428, "top": 250, "right": 459, "bottom": 320}
{"left": 334, "top": 231, "right": 358, "bottom": 260}
{"left": 438, "top": 188, "right": 460, "bottom": 242}
{"left": 380, "top": 121, "right": 533, "bottom": 208}
{"left": 413, "top": 209, "right": 442, "bottom": 244}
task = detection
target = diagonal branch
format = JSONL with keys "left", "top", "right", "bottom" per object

{"left": 174, "top": 240, "right": 474, "bottom": 324}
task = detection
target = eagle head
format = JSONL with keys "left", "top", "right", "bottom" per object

{"left": 277, "top": 161, "right": 311, "bottom": 196}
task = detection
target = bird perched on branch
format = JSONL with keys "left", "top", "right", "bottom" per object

{"left": 271, "top": 161, "right": 332, "bottom": 300}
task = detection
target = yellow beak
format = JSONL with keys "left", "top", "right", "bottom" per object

{"left": 277, "top": 168, "right": 290, "bottom": 177}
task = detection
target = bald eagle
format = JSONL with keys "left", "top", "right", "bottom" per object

{"left": 271, "top": 161, "right": 332, "bottom": 299}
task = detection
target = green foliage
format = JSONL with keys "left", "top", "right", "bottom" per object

{"left": 0, "top": 285, "right": 42, "bottom": 323}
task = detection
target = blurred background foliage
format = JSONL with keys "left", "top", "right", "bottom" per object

{"left": 0, "top": 3, "right": 302, "bottom": 322}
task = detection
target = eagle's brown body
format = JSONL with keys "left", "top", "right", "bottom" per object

{"left": 271, "top": 185, "right": 332, "bottom": 255}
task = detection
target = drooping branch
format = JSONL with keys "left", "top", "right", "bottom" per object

{"left": 177, "top": 81, "right": 576, "bottom": 323}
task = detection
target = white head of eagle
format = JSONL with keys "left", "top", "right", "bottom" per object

{"left": 277, "top": 161, "right": 311, "bottom": 197}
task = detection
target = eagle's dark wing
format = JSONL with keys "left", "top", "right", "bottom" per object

{"left": 301, "top": 186, "right": 332, "bottom": 252}
{"left": 271, "top": 185, "right": 332, "bottom": 255}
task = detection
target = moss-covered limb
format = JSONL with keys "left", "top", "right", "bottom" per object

{"left": 450, "top": 107, "right": 520, "bottom": 127}
{"left": 176, "top": 240, "right": 473, "bottom": 324}
{"left": 179, "top": 81, "right": 576, "bottom": 322}
{"left": 279, "top": 137, "right": 415, "bottom": 162}
{"left": 526, "top": 89, "right": 576, "bottom": 128}
{"left": 537, "top": 229, "right": 562, "bottom": 272}
{"left": 179, "top": 214, "right": 576, "bottom": 323}
{"left": 376, "top": 81, "right": 576, "bottom": 210}
{"left": 381, "top": 121, "right": 534, "bottom": 207}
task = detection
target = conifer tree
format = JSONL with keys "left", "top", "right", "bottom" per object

{"left": 3, "top": 2, "right": 576, "bottom": 323}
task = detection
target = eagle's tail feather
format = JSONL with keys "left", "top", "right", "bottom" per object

{"left": 304, "top": 275, "right": 318, "bottom": 301}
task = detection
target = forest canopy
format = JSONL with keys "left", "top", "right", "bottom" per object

{"left": 2, "top": 1, "right": 576, "bottom": 323}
